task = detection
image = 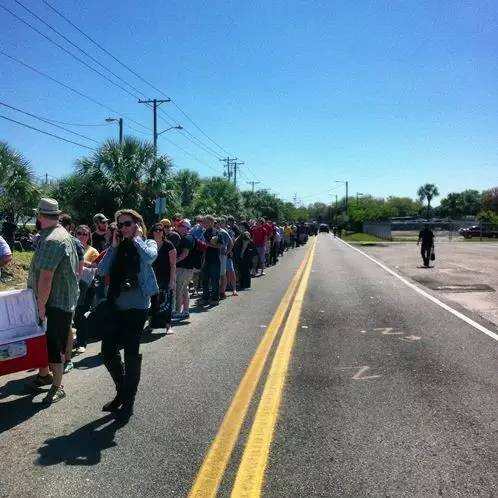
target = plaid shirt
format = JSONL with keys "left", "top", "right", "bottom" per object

{"left": 28, "top": 225, "right": 80, "bottom": 312}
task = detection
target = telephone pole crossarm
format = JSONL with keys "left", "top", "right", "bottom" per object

{"left": 138, "top": 98, "right": 172, "bottom": 157}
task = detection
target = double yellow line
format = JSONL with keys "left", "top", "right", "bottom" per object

{"left": 189, "top": 237, "right": 317, "bottom": 498}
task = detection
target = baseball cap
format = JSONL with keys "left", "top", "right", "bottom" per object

{"left": 93, "top": 213, "right": 109, "bottom": 223}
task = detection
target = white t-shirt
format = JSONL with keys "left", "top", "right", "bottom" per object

{"left": 0, "top": 236, "right": 11, "bottom": 258}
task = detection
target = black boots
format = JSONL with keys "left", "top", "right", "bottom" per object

{"left": 102, "top": 354, "right": 125, "bottom": 412}
{"left": 117, "top": 353, "right": 142, "bottom": 421}
{"left": 103, "top": 353, "right": 142, "bottom": 419}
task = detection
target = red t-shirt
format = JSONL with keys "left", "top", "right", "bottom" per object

{"left": 251, "top": 225, "right": 268, "bottom": 246}
{"left": 264, "top": 222, "right": 276, "bottom": 237}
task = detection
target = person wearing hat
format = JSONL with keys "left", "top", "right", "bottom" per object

{"left": 28, "top": 198, "right": 80, "bottom": 405}
{"left": 92, "top": 213, "right": 111, "bottom": 252}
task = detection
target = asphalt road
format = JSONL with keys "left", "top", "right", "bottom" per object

{"left": 1, "top": 234, "right": 496, "bottom": 497}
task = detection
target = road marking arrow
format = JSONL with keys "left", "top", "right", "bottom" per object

{"left": 400, "top": 335, "right": 421, "bottom": 342}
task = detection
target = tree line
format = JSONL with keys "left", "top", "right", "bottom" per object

{"left": 1, "top": 139, "right": 497, "bottom": 230}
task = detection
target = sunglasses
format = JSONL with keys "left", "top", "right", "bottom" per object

{"left": 153, "top": 228, "right": 164, "bottom": 233}
{"left": 117, "top": 220, "right": 134, "bottom": 229}
{"left": 76, "top": 231, "right": 89, "bottom": 236}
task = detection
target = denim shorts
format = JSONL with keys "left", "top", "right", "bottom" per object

{"left": 226, "top": 257, "right": 234, "bottom": 273}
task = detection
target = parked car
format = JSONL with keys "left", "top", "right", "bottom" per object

{"left": 319, "top": 223, "right": 330, "bottom": 233}
{"left": 459, "top": 226, "right": 498, "bottom": 238}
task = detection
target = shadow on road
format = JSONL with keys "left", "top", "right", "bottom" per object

{"left": 0, "top": 377, "right": 44, "bottom": 433}
{"left": 36, "top": 414, "right": 125, "bottom": 467}
{"left": 140, "top": 332, "right": 167, "bottom": 344}
{"left": 0, "top": 379, "right": 43, "bottom": 434}
{"left": 73, "top": 354, "right": 103, "bottom": 370}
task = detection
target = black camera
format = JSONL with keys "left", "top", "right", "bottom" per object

{"left": 120, "top": 275, "right": 138, "bottom": 291}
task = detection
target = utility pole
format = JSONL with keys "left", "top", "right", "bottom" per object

{"left": 345, "top": 181, "right": 349, "bottom": 215}
{"left": 138, "top": 98, "right": 171, "bottom": 157}
{"left": 118, "top": 118, "right": 123, "bottom": 144}
{"left": 231, "top": 158, "right": 244, "bottom": 187}
{"left": 220, "top": 157, "right": 232, "bottom": 181}
{"left": 247, "top": 181, "right": 261, "bottom": 192}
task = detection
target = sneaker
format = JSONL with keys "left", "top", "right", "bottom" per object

{"left": 219, "top": 293, "right": 227, "bottom": 300}
{"left": 209, "top": 300, "right": 219, "bottom": 306}
{"left": 74, "top": 346, "right": 86, "bottom": 354}
{"left": 42, "top": 385, "right": 66, "bottom": 405}
{"left": 198, "top": 299, "right": 210, "bottom": 306}
{"left": 31, "top": 373, "right": 54, "bottom": 388}
{"left": 63, "top": 361, "right": 74, "bottom": 374}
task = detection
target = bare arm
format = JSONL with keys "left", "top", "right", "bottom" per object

{"left": 37, "top": 269, "right": 54, "bottom": 321}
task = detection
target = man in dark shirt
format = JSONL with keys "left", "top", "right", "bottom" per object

{"left": 201, "top": 215, "right": 221, "bottom": 305}
{"left": 417, "top": 225, "right": 435, "bottom": 267}
{"left": 161, "top": 218, "right": 181, "bottom": 249}
{"left": 92, "top": 213, "right": 111, "bottom": 252}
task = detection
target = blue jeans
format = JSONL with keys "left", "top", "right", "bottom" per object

{"left": 202, "top": 260, "right": 220, "bottom": 301}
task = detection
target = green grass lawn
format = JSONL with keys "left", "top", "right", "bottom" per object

{"left": 0, "top": 250, "right": 33, "bottom": 291}
{"left": 12, "top": 250, "right": 34, "bottom": 267}
{"left": 342, "top": 232, "right": 385, "bottom": 243}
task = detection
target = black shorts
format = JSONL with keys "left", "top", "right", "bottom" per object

{"left": 46, "top": 306, "right": 73, "bottom": 364}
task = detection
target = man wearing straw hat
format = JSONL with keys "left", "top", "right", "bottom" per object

{"left": 28, "top": 198, "right": 79, "bottom": 405}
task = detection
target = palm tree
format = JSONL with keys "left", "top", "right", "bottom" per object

{"left": 174, "top": 169, "right": 201, "bottom": 208}
{"left": 417, "top": 183, "right": 440, "bottom": 219}
{"left": 0, "top": 141, "right": 40, "bottom": 224}
{"left": 74, "top": 137, "right": 176, "bottom": 223}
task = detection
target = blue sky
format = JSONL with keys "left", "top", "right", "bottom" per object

{"left": 1, "top": 0, "right": 497, "bottom": 205}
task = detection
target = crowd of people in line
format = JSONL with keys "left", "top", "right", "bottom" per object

{"left": 6, "top": 197, "right": 316, "bottom": 420}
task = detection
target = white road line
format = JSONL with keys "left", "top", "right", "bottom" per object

{"left": 330, "top": 235, "right": 498, "bottom": 342}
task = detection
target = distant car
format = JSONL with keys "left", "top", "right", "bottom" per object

{"left": 319, "top": 223, "right": 330, "bottom": 233}
{"left": 459, "top": 226, "right": 498, "bottom": 238}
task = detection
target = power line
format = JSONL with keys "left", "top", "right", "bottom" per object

{"left": 159, "top": 135, "right": 224, "bottom": 176}
{"left": 30, "top": 0, "right": 236, "bottom": 166}
{"left": 154, "top": 109, "right": 222, "bottom": 159}
{"left": 41, "top": 0, "right": 233, "bottom": 156}
{"left": 1, "top": 3, "right": 144, "bottom": 103}
{"left": 0, "top": 101, "right": 99, "bottom": 143}
{"left": 12, "top": 0, "right": 147, "bottom": 99}
{"left": 0, "top": 50, "right": 151, "bottom": 131}
{"left": 0, "top": 114, "right": 97, "bottom": 151}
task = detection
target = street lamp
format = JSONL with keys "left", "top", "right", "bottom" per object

{"left": 106, "top": 117, "right": 123, "bottom": 144}
{"left": 157, "top": 124, "right": 183, "bottom": 137}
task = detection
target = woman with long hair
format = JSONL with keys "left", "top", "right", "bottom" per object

{"left": 148, "top": 222, "right": 176, "bottom": 333}
{"left": 233, "top": 231, "right": 256, "bottom": 290}
{"left": 73, "top": 225, "right": 100, "bottom": 354}
{"left": 98, "top": 209, "right": 158, "bottom": 420}
{"left": 75, "top": 225, "right": 99, "bottom": 266}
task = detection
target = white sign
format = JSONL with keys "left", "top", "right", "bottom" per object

{"left": 0, "top": 289, "right": 43, "bottom": 346}
{"left": 155, "top": 197, "right": 167, "bottom": 215}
